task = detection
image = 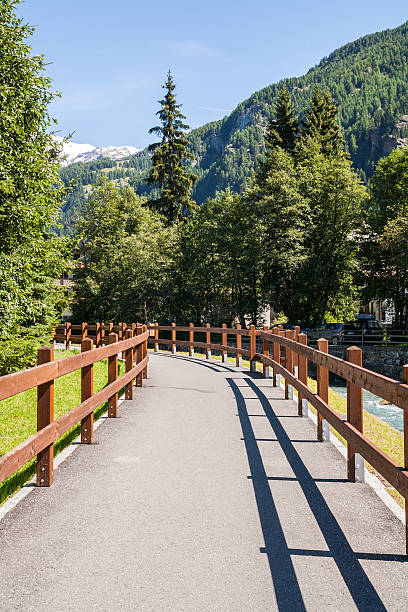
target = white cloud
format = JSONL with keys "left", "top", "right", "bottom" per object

{"left": 168, "top": 40, "right": 214, "bottom": 58}
{"left": 199, "top": 106, "right": 232, "bottom": 113}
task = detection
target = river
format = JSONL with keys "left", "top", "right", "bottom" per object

{"left": 330, "top": 381, "right": 403, "bottom": 432}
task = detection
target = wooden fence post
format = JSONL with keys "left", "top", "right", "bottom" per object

{"left": 272, "top": 328, "right": 280, "bottom": 387}
{"left": 154, "top": 322, "right": 159, "bottom": 353}
{"left": 117, "top": 322, "right": 123, "bottom": 341}
{"left": 293, "top": 325, "right": 300, "bottom": 374}
{"left": 66, "top": 322, "right": 71, "bottom": 350}
{"left": 236, "top": 325, "right": 242, "bottom": 367}
{"left": 250, "top": 324, "right": 256, "bottom": 372}
{"left": 136, "top": 325, "right": 143, "bottom": 387}
{"left": 81, "top": 338, "right": 94, "bottom": 444}
{"left": 284, "top": 330, "right": 293, "bottom": 399}
{"left": 37, "top": 347, "right": 54, "bottom": 486}
{"left": 171, "top": 322, "right": 176, "bottom": 355}
{"left": 347, "top": 346, "right": 364, "bottom": 481}
{"left": 206, "top": 323, "right": 211, "bottom": 359}
{"left": 262, "top": 325, "right": 270, "bottom": 378}
{"left": 95, "top": 322, "right": 101, "bottom": 348}
{"left": 317, "top": 338, "right": 329, "bottom": 441}
{"left": 403, "top": 364, "right": 408, "bottom": 555}
{"left": 125, "top": 329, "right": 134, "bottom": 400}
{"left": 81, "top": 322, "right": 87, "bottom": 342}
{"left": 108, "top": 333, "right": 118, "bottom": 418}
{"left": 298, "top": 333, "right": 308, "bottom": 416}
{"left": 189, "top": 323, "right": 194, "bottom": 357}
{"left": 143, "top": 324, "right": 148, "bottom": 378}
{"left": 222, "top": 323, "right": 227, "bottom": 363}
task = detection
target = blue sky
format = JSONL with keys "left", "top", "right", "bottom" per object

{"left": 19, "top": 0, "right": 408, "bottom": 148}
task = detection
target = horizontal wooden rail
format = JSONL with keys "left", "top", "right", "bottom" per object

{"left": 253, "top": 352, "right": 408, "bottom": 499}
{"left": 0, "top": 327, "right": 149, "bottom": 491}
{"left": 0, "top": 330, "right": 149, "bottom": 402}
{"left": 260, "top": 331, "right": 408, "bottom": 413}
{"left": 0, "top": 355, "right": 148, "bottom": 484}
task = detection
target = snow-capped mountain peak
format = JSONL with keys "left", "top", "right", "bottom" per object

{"left": 53, "top": 136, "right": 140, "bottom": 166}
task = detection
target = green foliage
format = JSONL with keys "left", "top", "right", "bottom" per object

{"left": 266, "top": 84, "right": 299, "bottom": 153}
{"left": 292, "top": 139, "right": 366, "bottom": 326}
{"left": 362, "top": 149, "right": 408, "bottom": 328}
{"left": 0, "top": 0, "right": 72, "bottom": 373}
{"left": 301, "top": 86, "right": 343, "bottom": 156}
{"left": 245, "top": 147, "right": 309, "bottom": 318}
{"left": 147, "top": 72, "right": 197, "bottom": 222}
{"left": 173, "top": 189, "right": 265, "bottom": 325}
{"left": 73, "top": 180, "right": 178, "bottom": 322}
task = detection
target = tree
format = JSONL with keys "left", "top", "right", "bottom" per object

{"left": 147, "top": 71, "right": 197, "bottom": 222}
{"left": 301, "top": 85, "right": 343, "bottom": 156}
{"left": 73, "top": 180, "right": 178, "bottom": 323}
{"left": 361, "top": 149, "right": 408, "bottom": 328}
{"left": 265, "top": 84, "right": 299, "bottom": 154}
{"left": 294, "top": 139, "right": 366, "bottom": 326}
{"left": 0, "top": 0, "right": 71, "bottom": 373}
{"left": 245, "top": 147, "right": 309, "bottom": 322}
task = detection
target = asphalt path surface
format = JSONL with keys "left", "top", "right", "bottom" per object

{"left": 0, "top": 352, "right": 406, "bottom": 611}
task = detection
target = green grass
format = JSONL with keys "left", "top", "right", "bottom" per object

{"left": 0, "top": 349, "right": 125, "bottom": 505}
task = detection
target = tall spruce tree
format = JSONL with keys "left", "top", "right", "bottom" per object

{"left": 301, "top": 85, "right": 343, "bottom": 156}
{"left": 266, "top": 84, "right": 299, "bottom": 153}
{"left": 147, "top": 71, "right": 197, "bottom": 222}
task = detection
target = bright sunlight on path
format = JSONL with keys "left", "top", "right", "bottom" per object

{"left": 0, "top": 352, "right": 406, "bottom": 611}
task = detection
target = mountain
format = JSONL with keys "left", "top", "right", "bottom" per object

{"left": 59, "top": 20, "right": 408, "bottom": 232}
{"left": 54, "top": 136, "right": 140, "bottom": 166}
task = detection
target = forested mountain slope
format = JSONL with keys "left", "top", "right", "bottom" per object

{"left": 60, "top": 20, "right": 408, "bottom": 232}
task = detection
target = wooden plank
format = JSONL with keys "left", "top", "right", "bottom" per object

{"left": 250, "top": 325, "right": 256, "bottom": 370}
{"left": 298, "top": 333, "right": 308, "bottom": 416}
{"left": 206, "top": 323, "right": 211, "bottom": 359}
{"left": 284, "top": 330, "right": 293, "bottom": 399}
{"left": 262, "top": 326, "right": 269, "bottom": 377}
{"left": 108, "top": 333, "right": 118, "bottom": 418}
{"left": 36, "top": 347, "right": 54, "bottom": 487}
{"left": 125, "top": 329, "right": 134, "bottom": 400}
{"left": 81, "top": 338, "right": 94, "bottom": 444}
{"left": 347, "top": 347, "right": 363, "bottom": 481}
{"left": 136, "top": 325, "right": 143, "bottom": 387}
{"left": 236, "top": 324, "right": 242, "bottom": 366}
{"left": 222, "top": 324, "right": 227, "bottom": 363}
{"left": 189, "top": 323, "right": 194, "bottom": 357}
{"left": 171, "top": 322, "right": 176, "bottom": 355}
{"left": 317, "top": 338, "right": 329, "bottom": 441}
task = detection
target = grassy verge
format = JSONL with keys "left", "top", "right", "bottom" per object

{"left": 154, "top": 347, "right": 405, "bottom": 508}
{"left": 304, "top": 378, "right": 405, "bottom": 508}
{"left": 0, "top": 349, "right": 125, "bottom": 505}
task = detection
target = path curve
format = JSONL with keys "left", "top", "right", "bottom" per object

{"left": 0, "top": 352, "right": 406, "bottom": 611}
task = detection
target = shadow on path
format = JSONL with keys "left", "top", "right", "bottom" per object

{"left": 228, "top": 376, "right": 392, "bottom": 611}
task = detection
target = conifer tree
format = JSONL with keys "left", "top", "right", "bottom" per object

{"left": 266, "top": 84, "right": 299, "bottom": 153}
{"left": 301, "top": 85, "right": 343, "bottom": 156}
{"left": 147, "top": 71, "right": 197, "bottom": 222}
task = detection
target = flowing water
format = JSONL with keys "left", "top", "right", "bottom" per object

{"left": 330, "top": 381, "right": 403, "bottom": 433}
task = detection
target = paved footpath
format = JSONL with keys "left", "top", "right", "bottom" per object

{"left": 0, "top": 353, "right": 407, "bottom": 611}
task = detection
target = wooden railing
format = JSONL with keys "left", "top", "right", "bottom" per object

{"left": 0, "top": 326, "right": 149, "bottom": 489}
{"left": 53, "top": 321, "right": 132, "bottom": 348}
{"left": 148, "top": 322, "right": 408, "bottom": 553}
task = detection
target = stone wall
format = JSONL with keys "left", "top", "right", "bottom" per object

{"left": 329, "top": 346, "right": 407, "bottom": 380}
